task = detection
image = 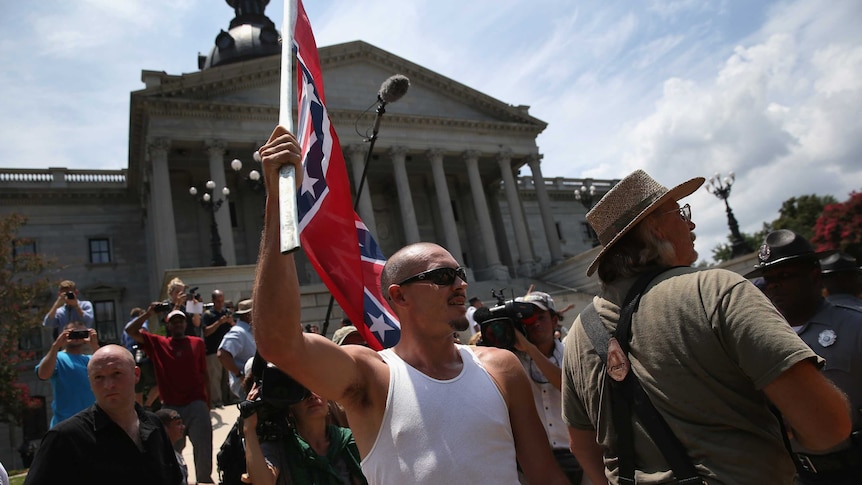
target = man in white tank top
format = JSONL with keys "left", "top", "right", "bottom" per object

{"left": 251, "top": 126, "right": 569, "bottom": 484}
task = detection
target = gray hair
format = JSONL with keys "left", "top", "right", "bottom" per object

{"left": 596, "top": 213, "right": 677, "bottom": 284}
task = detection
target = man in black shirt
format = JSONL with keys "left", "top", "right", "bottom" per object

{"left": 24, "top": 345, "right": 183, "bottom": 485}
{"left": 201, "top": 289, "right": 233, "bottom": 406}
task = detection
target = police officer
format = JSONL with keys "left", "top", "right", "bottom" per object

{"left": 746, "top": 230, "right": 862, "bottom": 484}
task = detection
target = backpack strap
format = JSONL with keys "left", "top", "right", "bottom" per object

{"left": 580, "top": 269, "right": 703, "bottom": 484}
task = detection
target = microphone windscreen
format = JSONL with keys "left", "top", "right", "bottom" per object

{"left": 378, "top": 74, "right": 410, "bottom": 104}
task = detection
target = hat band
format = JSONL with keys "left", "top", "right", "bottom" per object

{"left": 598, "top": 190, "right": 666, "bottom": 244}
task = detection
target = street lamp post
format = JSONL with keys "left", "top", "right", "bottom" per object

{"left": 189, "top": 180, "right": 229, "bottom": 266}
{"left": 575, "top": 183, "right": 600, "bottom": 247}
{"left": 574, "top": 184, "right": 596, "bottom": 210}
{"left": 230, "top": 155, "right": 265, "bottom": 192}
{"left": 705, "top": 171, "right": 752, "bottom": 258}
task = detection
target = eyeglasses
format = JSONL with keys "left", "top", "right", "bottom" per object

{"left": 396, "top": 266, "right": 467, "bottom": 286}
{"left": 664, "top": 203, "right": 692, "bottom": 223}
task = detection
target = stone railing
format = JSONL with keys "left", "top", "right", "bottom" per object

{"left": 516, "top": 175, "right": 620, "bottom": 193}
{"left": 0, "top": 167, "right": 127, "bottom": 188}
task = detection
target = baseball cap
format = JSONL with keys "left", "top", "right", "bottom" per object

{"left": 332, "top": 325, "right": 360, "bottom": 346}
{"left": 518, "top": 291, "right": 557, "bottom": 314}
{"left": 166, "top": 310, "right": 186, "bottom": 321}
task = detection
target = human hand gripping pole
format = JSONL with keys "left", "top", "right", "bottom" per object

{"left": 276, "top": 0, "right": 300, "bottom": 254}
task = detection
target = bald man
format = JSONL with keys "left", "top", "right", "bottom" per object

{"left": 25, "top": 345, "right": 182, "bottom": 485}
{"left": 253, "top": 125, "right": 567, "bottom": 484}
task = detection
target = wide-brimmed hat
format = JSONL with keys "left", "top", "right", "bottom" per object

{"left": 586, "top": 170, "right": 704, "bottom": 276}
{"left": 743, "top": 229, "right": 836, "bottom": 278}
{"left": 234, "top": 299, "right": 253, "bottom": 316}
{"left": 819, "top": 252, "right": 861, "bottom": 275}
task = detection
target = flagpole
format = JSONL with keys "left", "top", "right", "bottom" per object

{"left": 278, "top": 0, "right": 301, "bottom": 254}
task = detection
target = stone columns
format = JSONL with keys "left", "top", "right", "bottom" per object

{"left": 463, "top": 151, "right": 509, "bottom": 279}
{"left": 427, "top": 149, "right": 462, "bottom": 260}
{"left": 527, "top": 154, "right": 563, "bottom": 264}
{"left": 147, "top": 137, "right": 179, "bottom": 276}
{"left": 205, "top": 139, "right": 236, "bottom": 265}
{"left": 390, "top": 146, "right": 420, "bottom": 244}
{"left": 346, "top": 144, "right": 377, "bottom": 235}
{"left": 497, "top": 149, "right": 534, "bottom": 272}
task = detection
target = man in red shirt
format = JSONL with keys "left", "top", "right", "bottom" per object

{"left": 126, "top": 305, "right": 212, "bottom": 483}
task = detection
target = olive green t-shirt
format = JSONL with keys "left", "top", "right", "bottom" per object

{"left": 562, "top": 267, "right": 819, "bottom": 484}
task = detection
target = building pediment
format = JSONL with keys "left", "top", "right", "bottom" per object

{"left": 133, "top": 41, "right": 546, "bottom": 129}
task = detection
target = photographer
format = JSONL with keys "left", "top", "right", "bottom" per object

{"left": 241, "top": 371, "right": 367, "bottom": 485}
{"left": 513, "top": 292, "right": 585, "bottom": 484}
{"left": 42, "top": 280, "right": 94, "bottom": 336}
{"left": 202, "top": 289, "right": 233, "bottom": 407}
{"left": 165, "top": 277, "right": 203, "bottom": 337}
{"left": 35, "top": 322, "right": 99, "bottom": 427}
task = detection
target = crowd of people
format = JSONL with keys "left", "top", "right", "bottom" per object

{"left": 13, "top": 124, "right": 862, "bottom": 484}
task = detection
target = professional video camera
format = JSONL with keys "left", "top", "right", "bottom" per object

{"left": 238, "top": 353, "right": 310, "bottom": 422}
{"left": 475, "top": 289, "right": 536, "bottom": 351}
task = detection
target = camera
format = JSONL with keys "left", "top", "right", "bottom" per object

{"left": 238, "top": 353, "right": 310, "bottom": 421}
{"left": 475, "top": 289, "right": 535, "bottom": 351}
{"left": 68, "top": 329, "right": 89, "bottom": 340}
{"left": 65, "top": 291, "right": 75, "bottom": 299}
{"left": 153, "top": 301, "right": 172, "bottom": 312}
{"left": 187, "top": 286, "right": 201, "bottom": 301}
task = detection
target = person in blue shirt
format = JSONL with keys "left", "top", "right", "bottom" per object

{"left": 35, "top": 321, "right": 99, "bottom": 427}
{"left": 218, "top": 299, "right": 257, "bottom": 400}
{"left": 42, "top": 280, "right": 94, "bottom": 338}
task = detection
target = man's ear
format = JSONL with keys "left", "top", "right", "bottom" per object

{"left": 387, "top": 284, "right": 407, "bottom": 307}
{"left": 134, "top": 366, "right": 141, "bottom": 384}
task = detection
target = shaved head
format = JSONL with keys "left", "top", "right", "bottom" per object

{"left": 89, "top": 344, "right": 136, "bottom": 373}
{"left": 381, "top": 243, "right": 448, "bottom": 297}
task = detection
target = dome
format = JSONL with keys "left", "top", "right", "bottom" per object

{"left": 199, "top": 0, "right": 281, "bottom": 70}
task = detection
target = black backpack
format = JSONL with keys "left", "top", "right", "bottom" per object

{"left": 217, "top": 417, "right": 247, "bottom": 485}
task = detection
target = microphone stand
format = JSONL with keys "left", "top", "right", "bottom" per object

{"left": 321, "top": 100, "right": 387, "bottom": 336}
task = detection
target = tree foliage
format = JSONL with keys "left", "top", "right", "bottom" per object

{"left": 0, "top": 213, "right": 53, "bottom": 423}
{"left": 711, "top": 224, "right": 770, "bottom": 263}
{"left": 812, "top": 191, "right": 862, "bottom": 261}
{"left": 771, "top": 194, "right": 837, "bottom": 240}
{"left": 711, "top": 194, "right": 838, "bottom": 263}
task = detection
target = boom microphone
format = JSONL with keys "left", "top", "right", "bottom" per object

{"left": 378, "top": 74, "right": 410, "bottom": 104}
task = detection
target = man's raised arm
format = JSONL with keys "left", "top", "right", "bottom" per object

{"left": 252, "top": 125, "right": 368, "bottom": 403}
{"left": 125, "top": 302, "right": 158, "bottom": 344}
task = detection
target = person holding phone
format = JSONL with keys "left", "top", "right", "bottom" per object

{"left": 42, "top": 280, "right": 94, "bottom": 337}
{"left": 35, "top": 321, "right": 99, "bottom": 427}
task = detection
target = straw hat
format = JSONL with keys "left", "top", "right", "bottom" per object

{"left": 586, "top": 170, "right": 704, "bottom": 276}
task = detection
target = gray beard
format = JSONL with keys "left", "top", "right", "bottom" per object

{"left": 449, "top": 315, "right": 469, "bottom": 332}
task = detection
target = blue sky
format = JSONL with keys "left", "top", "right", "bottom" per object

{"left": 1, "top": 0, "right": 860, "bottom": 263}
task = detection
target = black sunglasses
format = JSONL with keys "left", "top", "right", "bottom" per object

{"left": 397, "top": 267, "right": 467, "bottom": 286}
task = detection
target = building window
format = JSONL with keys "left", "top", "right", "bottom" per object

{"left": 89, "top": 238, "right": 111, "bottom": 264}
{"left": 93, "top": 300, "right": 117, "bottom": 343}
{"left": 18, "top": 326, "right": 42, "bottom": 351}
{"left": 12, "top": 238, "right": 37, "bottom": 265}
{"left": 555, "top": 222, "right": 563, "bottom": 241}
{"left": 229, "top": 201, "right": 238, "bottom": 228}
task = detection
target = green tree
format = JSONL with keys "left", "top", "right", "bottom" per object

{"left": 0, "top": 214, "right": 53, "bottom": 423}
{"left": 711, "top": 225, "right": 770, "bottom": 263}
{"left": 771, "top": 194, "right": 837, "bottom": 240}
{"left": 711, "top": 194, "right": 837, "bottom": 263}
{"left": 811, "top": 191, "right": 862, "bottom": 261}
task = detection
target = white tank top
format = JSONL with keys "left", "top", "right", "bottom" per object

{"left": 361, "top": 345, "right": 519, "bottom": 484}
